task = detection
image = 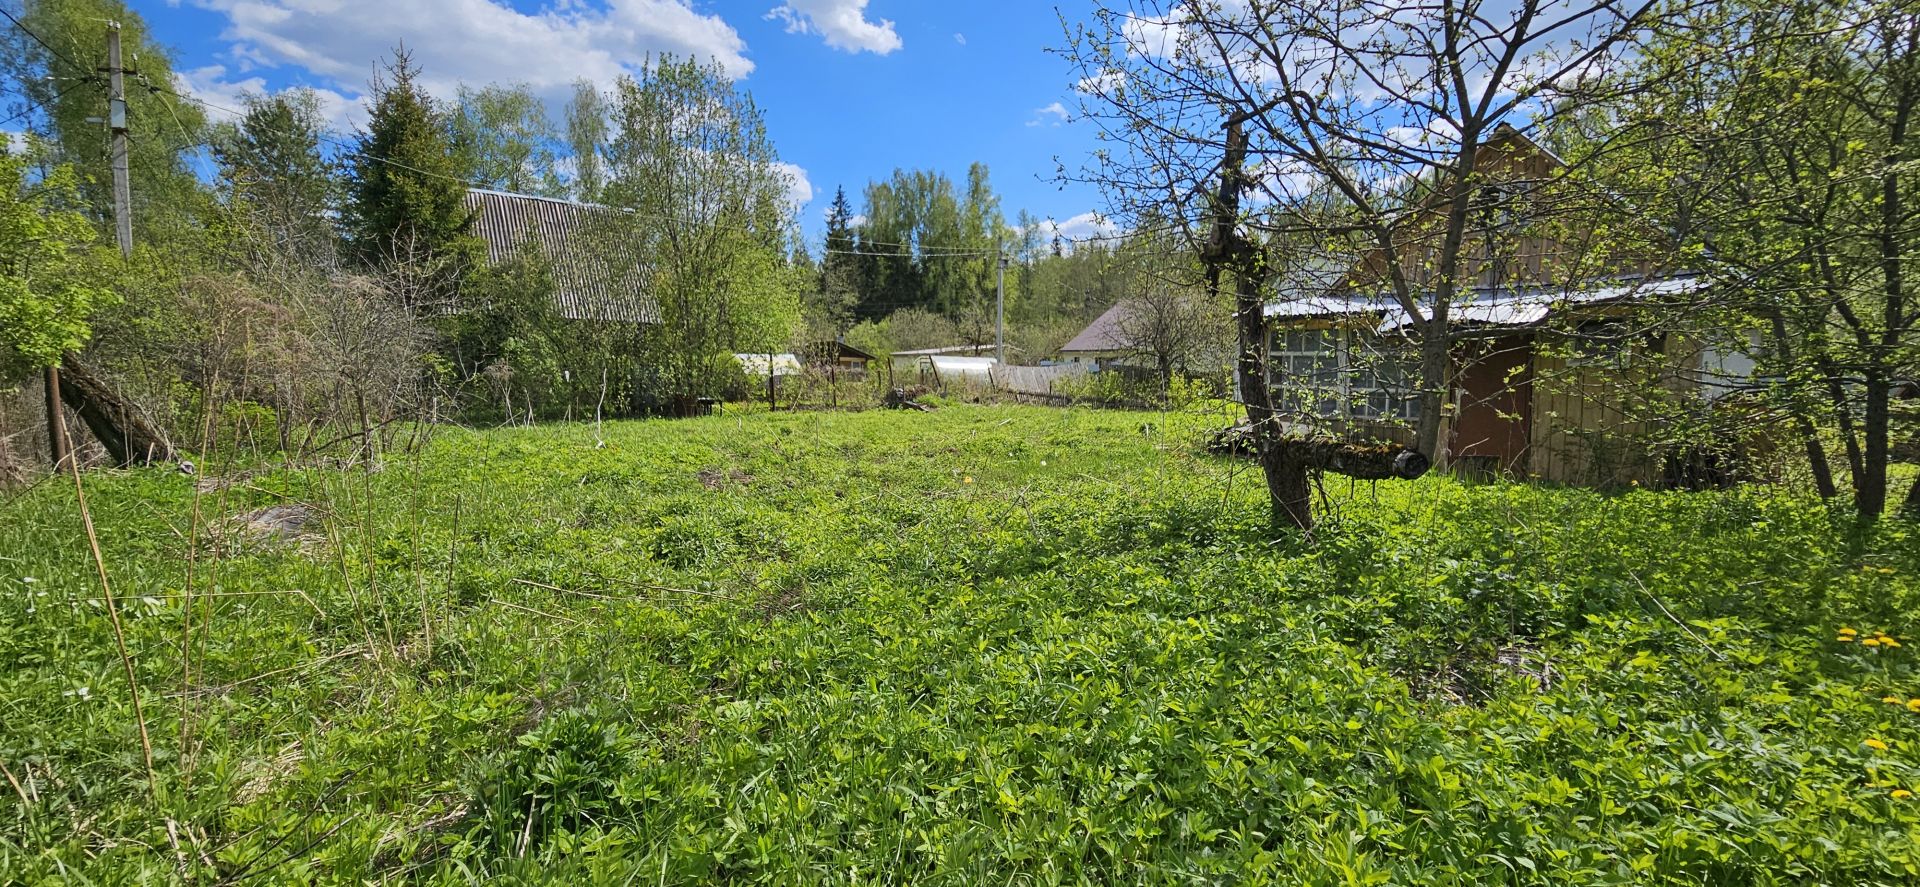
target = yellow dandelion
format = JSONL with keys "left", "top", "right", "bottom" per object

{"left": 1864, "top": 638, "right": 1884, "bottom": 647}
{"left": 1838, "top": 635, "right": 1856, "bottom": 643}
{"left": 962, "top": 476, "right": 973, "bottom": 484}
{"left": 1908, "top": 700, "right": 1920, "bottom": 714}
{"left": 1885, "top": 697, "right": 1906, "bottom": 705}
{"left": 1866, "top": 739, "right": 1891, "bottom": 751}
{"left": 1840, "top": 627, "right": 1860, "bottom": 636}
{"left": 1894, "top": 790, "right": 1915, "bottom": 800}
{"left": 1887, "top": 639, "right": 1904, "bottom": 649}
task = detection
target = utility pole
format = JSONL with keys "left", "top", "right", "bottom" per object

{"left": 106, "top": 21, "right": 133, "bottom": 259}
{"left": 48, "top": 22, "right": 136, "bottom": 467}
{"left": 995, "top": 248, "right": 1008, "bottom": 365}
{"left": 45, "top": 368, "right": 69, "bottom": 468}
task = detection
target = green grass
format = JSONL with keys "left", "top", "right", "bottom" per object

{"left": 2, "top": 404, "right": 1917, "bottom": 884}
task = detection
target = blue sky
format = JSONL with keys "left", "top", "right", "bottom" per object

{"left": 134, "top": 0, "right": 1114, "bottom": 246}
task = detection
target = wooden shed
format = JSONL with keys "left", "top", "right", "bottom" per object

{"left": 1262, "top": 127, "right": 1746, "bottom": 488}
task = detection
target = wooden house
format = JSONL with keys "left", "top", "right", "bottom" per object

{"left": 806, "top": 341, "right": 878, "bottom": 378}
{"left": 1263, "top": 126, "right": 1747, "bottom": 487}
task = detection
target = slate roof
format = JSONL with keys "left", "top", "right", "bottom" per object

{"left": 1264, "top": 274, "right": 1707, "bottom": 332}
{"left": 1058, "top": 301, "right": 1140, "bottom": 354}
{"left": 464, "top": 189, "right": 656, "bottom": 323}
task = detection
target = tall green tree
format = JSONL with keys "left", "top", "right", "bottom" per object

{"left": 0, "top": 148, "right": 113, "bottom": 380}
{"left": 344, "top": 47, "right": 479, "bottom": 308}
{"left": 564, "top": 79, "right": 608, "bottom": 203}
{"left": 452, "top": 83, "right": 563, "bottom": 197}
{"left": 599, "top": 56, "right": 799, "bottom": 405}
{"left": 212, "top": 88, "right": 340, "bottom": 272}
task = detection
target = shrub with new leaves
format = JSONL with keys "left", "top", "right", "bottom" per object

{"left": 0, "top": 150, "right": 115, "bottom": 380}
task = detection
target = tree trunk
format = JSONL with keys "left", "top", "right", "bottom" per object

{"left": 1903, "top": 471, "right": 1920, "bottom": 518}
{"left": 1261, "top": 440, "right": 1312, "bottom": 530}
{"left": 57, "top": 354, "right": 175, "bottom": 467}
{"left": 1208, "top": 120, "right": 1314, "bottom": 533}
{"left": 1857, "top": 370, "right": 1890, "bottom": 519}
{"left": 1211, "top": 420, "right": 1431, "bottom": 478}
{"left": 1797, "top": 414, "right": 1839, "bottom": 501}
{"left": 1414, "top": 315, "right": 1452, "bottom": 465}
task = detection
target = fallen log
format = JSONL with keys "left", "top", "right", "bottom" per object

{"left": 57, "top": 354, "right": 176, "bottom": 467}
{"left": 1207, "top": 421, "right": 1430, "bottom": 481}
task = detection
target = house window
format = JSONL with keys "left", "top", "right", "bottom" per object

{"left": 1347, "top": 342, "right": 1423, "bottom": 421}
{"left": 1271, "top": 328, "right": 1343, "bottom": 417}
{"left": 1268, "top": 327, "right": 1421, "bottom": 421}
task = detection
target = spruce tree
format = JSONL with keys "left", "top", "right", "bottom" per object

{"left": 214, "top": 89, "right": 340, "bottom": 271}
{"left": 344, "top": 47, "right": 479, "bottom": 307}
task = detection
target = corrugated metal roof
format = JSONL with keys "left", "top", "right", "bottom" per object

{"left": 891, "top": 345, "right": 997, "bottom": 357}
{"left": 1265, "top": 274, "right": 1707, "bottom": 331}
{"left": 464, "top": 189, "right": 657, "bottom": 323}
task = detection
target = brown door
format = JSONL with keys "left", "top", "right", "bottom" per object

{"left": 1450, "top": 335, "right": 1533, "bottom": 474}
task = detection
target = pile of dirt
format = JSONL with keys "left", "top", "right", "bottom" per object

{"left": 225, "top": 504, "right": 323, "bottom": 550}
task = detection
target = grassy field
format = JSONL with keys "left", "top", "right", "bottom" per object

{"left": 2, "top": 404, "right": 1917, "bottom": 884}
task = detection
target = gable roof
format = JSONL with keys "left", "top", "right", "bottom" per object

{"left": 464, "top": 189, "right": 656, "bottom": 323}
{"left": 1059, "top": 301, "right": 1140, "bottom": 354}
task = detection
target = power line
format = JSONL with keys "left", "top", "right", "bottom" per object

{"left": 0, "top": 75, "right": 101, "bottom": 128}
{"left": 0, "top": 6, "right": 88, "bottom": 74}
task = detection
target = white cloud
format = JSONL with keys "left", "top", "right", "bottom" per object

{"left": 766, "top": 0, "right": 902, "bottom": 55}
{"left": 1026, "top": 102, "right": 1069, "bottom": 128}
{"left": 954, "top": 33, "right": 967, "bottom": 46}
{"left": 188, "top": 0, "right": 755, "bottom": 112}
{"left": 1020, "top": 212, "right": 1120, "bottom": 250}
{"left": 1074, "top": 71, "right": 1125, "bottom": 95}
{"left": 775, "top": 161, "right": 815, "bottom": 211}
{"left": 174, "top": 64, "right": 361, "bottom": 133}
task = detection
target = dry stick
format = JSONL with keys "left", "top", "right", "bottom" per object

{"left": 510, "top": 577, "right": 616, "bottom": 601}
{"left": 65, "top": 438, "right": 159, "bottom": 801}
{"left": 170, "top": 646, "right": 368, "bottom": 700}
{"left": 495, "top": 599, "right": 583, "bottom": 627}
{"left": 0, "top": 754, "right": 29, "bottom": 805}
{"left": 180, "top": 370, "right": 221, "bottom": 791}
{"left": 1628, "top": 569, "right": 1727, "bottom": 661}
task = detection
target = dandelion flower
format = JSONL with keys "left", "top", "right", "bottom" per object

{"left": 963, "top": 476, "right": 973, "bottom": 484}
{"left": 1885, "top": 697, "right": 1905, "bottom": 705}
{"left": 1866, "top": 738, "right": 1891, "bottom": 751}
{"left": 1908, "top": 700, "right": 1920, "bottom": 714}
{"left": 1883, "top": 637, "right": 1903, "bottom": 648}
{"left": 1840, "top": 627, "right": 1860, "bottom": 636}
{"left": 1894, "top": 790, "right": 1914, "bottom": 799}
{"left": 1838, "top": 636, "right": 1856, "bottom": 643}
{"left": 1864, "top": 638, "right": 1884, "bottom": 647}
